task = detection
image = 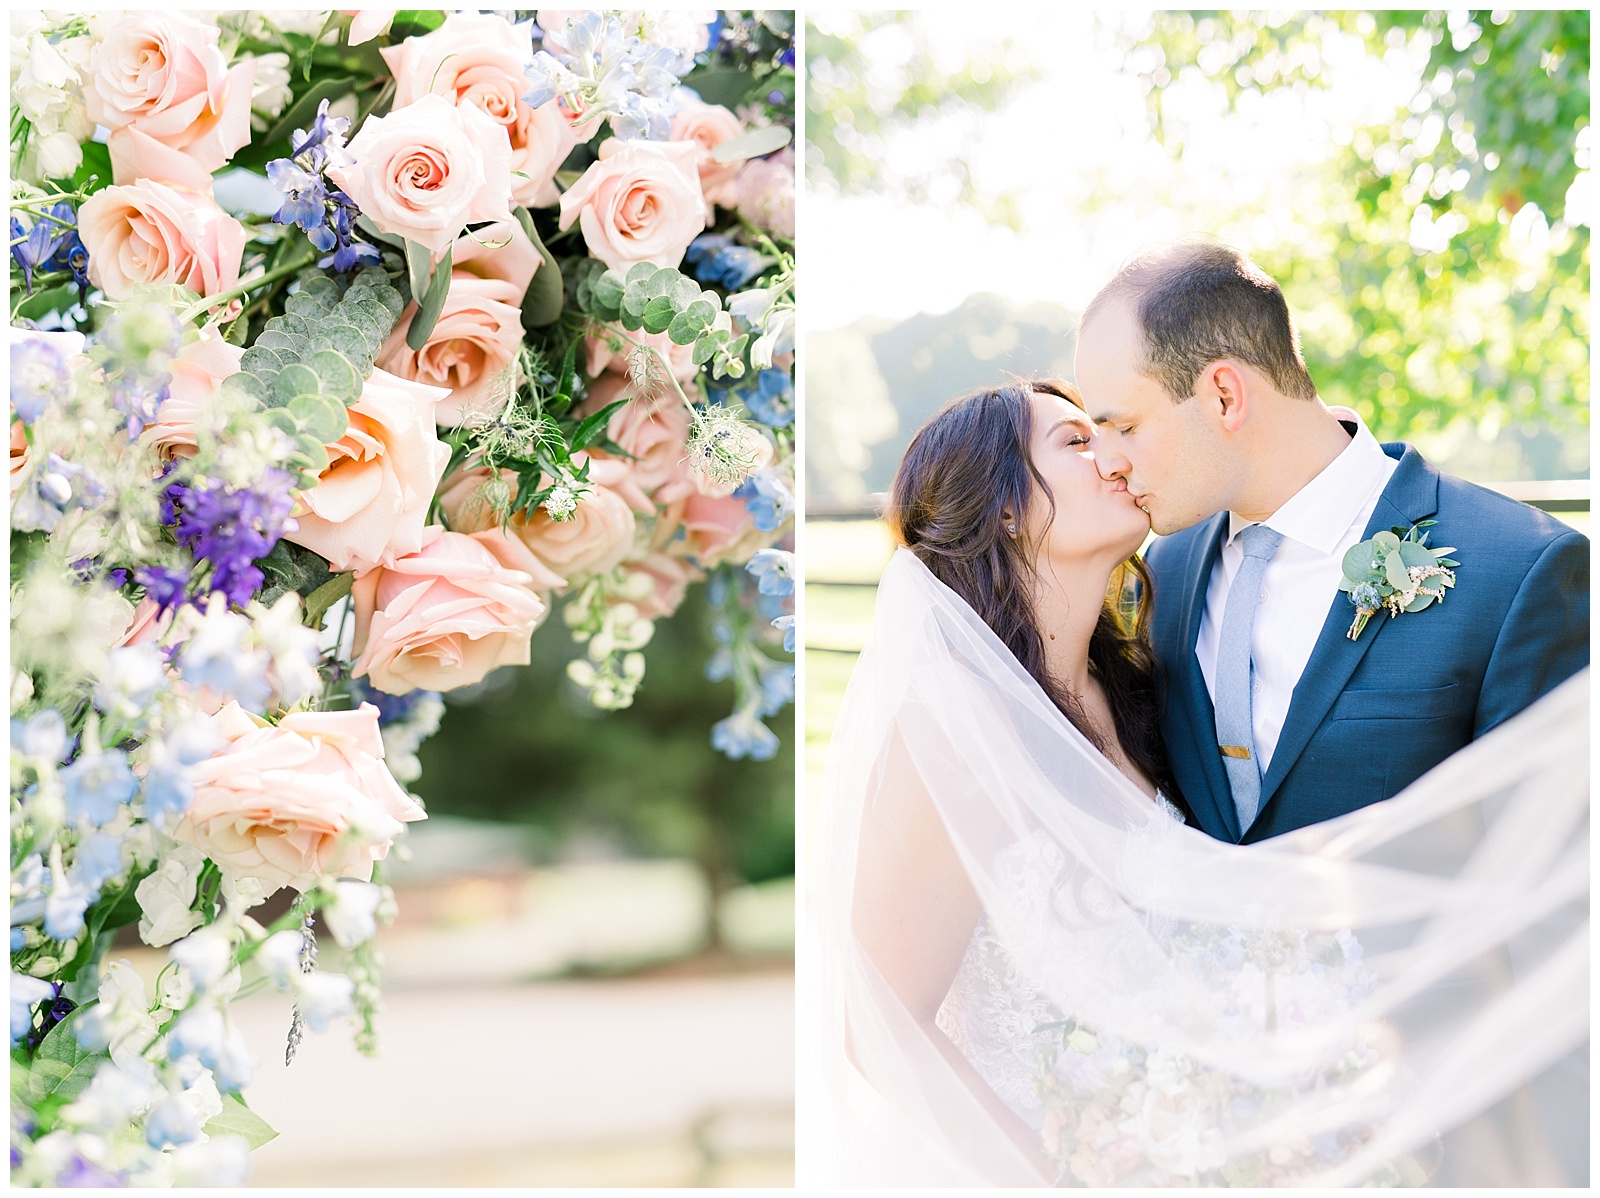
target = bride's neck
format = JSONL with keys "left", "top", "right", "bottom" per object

{"left": 1029, "top": 557, "right": 1110, "bottom": 699}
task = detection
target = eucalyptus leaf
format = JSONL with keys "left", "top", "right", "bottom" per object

{"left": 625, "top": 261, "right": 657, "bottom": 288}
{"left": 239, "top": 346, "right": 285, "bottom": 377}
{"left": 1372, "top": 530, "right": 1402, "bottom": 552}
{"left": 591, "top": 268, "right": 626, "bottom": 316}
{"left": 1397, "top": 541, "right": 1435, "bottom": 570}
{"left": 275, "top": 362, "right": 323, "bottom": 402}
{"left": 289, "top": 392, "right": 349, "bottom": 444}
{"left": 644, "top": 269, "right": 677, "bottom": 299}
{"left": 406, "top": 246, "right": 453, "bottom": 351}
{"left": 286, "top": 290, "right": 334, "bottom": 321}
{"left": 203, "top": 1094, "right": 279, "bottom": 1151}
{"left": 670, "top": 275, "right": 701, "bottom": 308}
{"left": 1341, "top": 542, "right": 1378, "bottom": 580}
{"left": 220, "top": 372, "right": 267, "bottom": 405}
{"left": 641, "top": 295, "right": 678, "bottom": 334}
{"left": 300, "top": 275, "right": 341, "bottom": 306}
{"left": 667, "top": 308, "right": 709, "bottom": 345}
{"left": 1384, "top": 550, "right": 1412, "bottom": 591}
{"left": 709, "top": 124, "right": 793, "bottom": 164}
{"left": 512, "top": 208, "right": 565, "bottom": 328}
{"left": 1403, "top": 591, "right": 1436, "bottom": 613}
{"left": 254, "top": 330, "right": 298, "bottom": 354}
{"left": 403, "top": 239, "right": 434, "bottom": 309}
{"left": 308, "top": 349, "right": 361, "bottom": 403}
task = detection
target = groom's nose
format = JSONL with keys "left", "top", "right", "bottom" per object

{"left": 1091, "top": 434, "right": 1130, "bottom": 481}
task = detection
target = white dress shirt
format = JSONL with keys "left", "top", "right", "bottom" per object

{"left": 1195, "top": 409, "right": 1399, "bottom": 772}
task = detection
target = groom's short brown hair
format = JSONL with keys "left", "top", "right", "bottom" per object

{"left": 1082, "top": 242, "right": 1318, "bottom": 402}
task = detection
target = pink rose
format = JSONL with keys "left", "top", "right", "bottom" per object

{"left": 617, "top": 552, "right": 698, "bottom": 620}
{"left": 107, "top": 126, "right": 217, "bottom": 196}
{"left": 734, "top": 147, "right": 795, "bottom": 239}
{"left": 510, "top": 455, "right": 639, "bottom": 582}
{"left": 77, "top": 180, "right": 244, "bottom": 300}
{"left": 380, "top": 13, "right": 576, "bottom": 209}
{"left": 670, "top": 98, "right": 746, "bottom": 209}
{"left": 376, "top": 274, "right": 525, "bottom": 428}
{"left": 674, "top": 492, "right": 765, "bottom": 567}
{"left": 85, "top": 12, "right": 255, "bottom": 176}
{"left": 584, "top": 323, "right": 697, "bottom": 382}
{"left": 351, "top": 526, "right": 548, "bottom": 694}
{"left": 142, "top": 330, "right": 245, "bottom": 462}
{"left": 10, "top": 420, "right": 28, "bottom": 495}
{"left": 283, "top": 368, "right": 452, "bottom": 572}
{"left": 174, "top": 700, "right": 425, "bottom": 896}
{"left": 453, "top": 219, "right": 542, "bottom": 297}
{"left": 580, "top": 374, "right": 696, "bottom": 505}
{"left": 329, "top": 94, "right": 513, "bottom": 257}
{"left": 558, "top": 139, "right": 707, "bottom": 269}
{"left": 434, "top": 467, "right": 569, "bottom": 592}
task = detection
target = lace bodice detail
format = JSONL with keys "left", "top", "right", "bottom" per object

{"left": 935, "top": 793, "right": 1185, "bottom": 1124}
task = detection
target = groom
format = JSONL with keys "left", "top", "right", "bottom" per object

{"left": 1074, "top": 242, "right": 1589, "bottom": 844}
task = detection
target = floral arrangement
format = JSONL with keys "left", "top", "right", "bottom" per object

{"left": 10, "top": 9, "right": 794, "bottom": 1185}
{"left": 1339, "top": 520, "right": 1458, "bottom": 640}
{"left": 1029, "top": 926, "right": 1401, "bottom": 1187}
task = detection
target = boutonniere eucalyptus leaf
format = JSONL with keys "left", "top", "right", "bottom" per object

{"left": 1338, "top": 520, "right": 1460, "bottom": 640}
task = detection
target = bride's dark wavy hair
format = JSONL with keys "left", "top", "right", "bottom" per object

{"left": 886, "top": 378, "right": 1173, "bottom": 797}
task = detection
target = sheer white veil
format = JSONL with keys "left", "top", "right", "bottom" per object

{"left": 809, "top": 547, "right": 1588, "bottom": 1187}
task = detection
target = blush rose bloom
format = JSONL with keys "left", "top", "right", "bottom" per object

{"left": 173, "top": 701, "right": 426, "bottom": 896}
{"left": 77, "top": 180, "right": 245, "bottom": 301}
{"left": 669, "top": 98, "right": 746, "bottom": 209}
{"left": 453, "top": 219, "right": 542, "bottom": 297}
{"left": 435, "top": 466, "right": 569, "bottom": 593}
{"left": 84, "top": 12, "right": 256, "bottom": 176}
{"left": 674, "top": 492, "right": 765, "bottom": 567}
{"left": 509, "top": 455, "right": 640, "bottom": 582}
{"left": 558, "top": 139, "right": 707, "bottom": 270}
{"left": 283, "top": 368, "right": 451, "bottom": 572}
{"left": 351, "top": 526, "right": 548, "bottom": 695}
{"left": 618, "top": 552, "right": 698, "bottom": 620}
{"left": 377, "top": 274, "right": 524, "bottom": 429}
{"left": 581, "top": 374, "right": 696, "bottom": 505}
{"left": 734, "top": 147, "right": 795, "bottom": 239}
{"left": 380, "top": 12, "right": 576, "bottom": 209}
{"left": 142, "top": 329, "right": 245, "bottom": 462}
{"left": 329, "top": 93, "right": 513, "bottom": 258}
{"left": 584, "top": 324, "right": 697, "bottom": 383}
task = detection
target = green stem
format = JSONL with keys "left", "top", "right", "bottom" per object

{"left": 178, "top": 250, "right": 317, "bottom": 325}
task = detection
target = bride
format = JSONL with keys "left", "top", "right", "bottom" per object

{"left": 812, "top": 379, "right": 1589, "bottom": 1186}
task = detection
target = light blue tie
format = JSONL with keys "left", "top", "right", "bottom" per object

{"left": 1213, "top": 523, "right": 1284, "bottom": 834}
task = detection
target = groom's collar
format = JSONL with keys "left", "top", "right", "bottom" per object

{"left": 1225, "top": 406, "right": 1398, "bottom": 555}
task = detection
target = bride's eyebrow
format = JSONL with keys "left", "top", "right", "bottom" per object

{"left": 1046, "top": 416, "right": 1091, "bottom": 438}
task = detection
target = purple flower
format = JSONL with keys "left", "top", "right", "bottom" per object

{"left": 267, "top": 157, "right": 329, "bottom": 232}
{"left": 110, "top": 372, "right": 170, "bottom": 441}
{"left": 164, "top": 470, "right": 297, "bottom": 608}
{"left": 9, "top": 207, "right": 69, "bottom": 293}
{"left": 135, "top": 564, "right": 190, "bottom": 615}
{"left": 57, "top": 1156, "right": 123, "bottom": 1188}
{"left": 9, "top": 336, "right": 70, "bottom": 424}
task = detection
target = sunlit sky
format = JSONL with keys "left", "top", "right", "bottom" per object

{"left": 805, "top": 10, "right": 1432, "bottom": 331}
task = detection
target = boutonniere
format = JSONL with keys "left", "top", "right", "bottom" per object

{"left": 1338, "top": 520, "right": 1460, "bottom": 640}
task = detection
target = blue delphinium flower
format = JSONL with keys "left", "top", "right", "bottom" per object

{"left": 10, "top": 336, "right": 70, "bottom": 424}
{"left": 685, "top": 234, "right": 772, "bottom": 290}
{"left": 743, "top": 371, "right": 794, "bottom": 428}
{"left": 72, "top": 832, "right": 126, "bottom": 894}
{"left": 12, "top": 708, "right": 68, "bottom": 763}
{"left": 109, "top": 373, "right": 170, "bottom": 441}
{"left": 165, "top": 470, "right": 297, "bottom": 608}
{"left": 44, "top": 866, "right": 90, "bottom": 941}
{"left": 745, "top": 548, "right": 794, "bottom": 597}
{"left": 771, "top": 614, "right": 795, "bottom": 653}
{"left": 315, "top": 194, "right": 382, "bottom": 273}
{"left": 12, "top": 453, "right": 107, "bottom": 533}
{"left": 10, "top": 208, "right": 67, "bottom": 293}
{"left": 144, "top": 1095, "right": 201, "bottom": 1149}
{"left": 9, "top": 974, "right": 53, "bottom": 1048}
{"left": 711, "top": 707, "right": 779, "bottom": 761}
{"left": 59, "top": 750, "right": 139, "bottom": 827}
{"left": 267, "top": 158, "right": 327, "bottom": 231}
{"left": 525, "top": 13, "right": 691, "bottom": 140}
{"left": 134, "top": 564, "right": 190, "bottom": 616}
{"left": 757, "top": 661, "right": 794, "bottom": 716}
{"left": 733, "top": 468, "right": 793, "bottom": 533}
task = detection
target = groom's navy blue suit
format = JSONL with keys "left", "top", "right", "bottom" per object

{"left": 1146, "top": 442, "right": 1590, "bottom": 844}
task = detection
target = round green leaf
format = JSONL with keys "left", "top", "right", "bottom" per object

{"left": 308, "top": 348, "right": 361, "bottom": 403}
{"left": 1384, "top": 550, "right": 1412, "bottom": 591}
{"left": 670, "top": 274, "right": 701, "bottom": 309}
{"left": 641, "top": 295, "right": 678, "bottom": 334}
{"left": 275, "top": 362, "right": 322, "bottom": 403}
{"left": 1372, "top": 530, "right": 1402, "bottom": 552}
{"left": 1397, "top": 541, "right": 1435, "bottom": 570}
{"left": 289, "top": 391, "right": 348, "bottom": 443}
{"left": 1341, "top": 541, "right": 1379, "bottom": 580}
{"left": 1403, "top": 591, "right": 1436, "bottom": 613}
{"left": 625, "top": 261, "right": 657, "bottom": 287}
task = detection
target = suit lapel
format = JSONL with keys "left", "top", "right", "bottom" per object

{"left": 1169, "top": 514, "right": 1240, "bottom": 841}
{"left": 1254, "top": 445, "right": 1441, "bottom": 818}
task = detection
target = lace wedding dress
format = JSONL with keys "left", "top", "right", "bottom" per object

{"left": 811, "top": 549, "right": 1588, "bottom": 1187}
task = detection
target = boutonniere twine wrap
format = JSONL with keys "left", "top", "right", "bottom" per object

{"left": 1339, "top": 520, "right": 1460, "bottom": 640}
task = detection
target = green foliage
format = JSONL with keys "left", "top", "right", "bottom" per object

{"left": 584, "top": 262, "right": 747, "bottom": 379}
{"left": 203, "top": 1094, "right": 279, "bottom": 1150}
{"left": 225, "top": 268, "right": 404, "bottom": 479}
{"left": 255, "top": 539, "right": 337, "bottom": 612}
{"left": 26, "top": 1009, "right": 101, "bottom": 1106}
{"left": 805, "top": 12, "right": 1041, "bottom": 224}
{"left": 1120, "top": 10, "right": 1589, "bottom": 461}
{"left": 513, "top": 207, "right": 564, "bottom": 329}
{"left": 403, "top": 242, "right": 452, "bottom": 350}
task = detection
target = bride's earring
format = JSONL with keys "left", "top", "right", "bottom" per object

{"left": 1006, "top": 522, "right": 1017, "bottom": 535}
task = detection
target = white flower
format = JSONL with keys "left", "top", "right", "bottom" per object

{"left": 135, "top": 844, "right": 206, "bottom": 947}
{"left": 94, "top": 643, "right": 167, "bottom": 725}
{"left": 246, "top": 51, "right": 292, "bottom": 127}
{"left": 170, "top": 1135, "right": 251, "bottom": 1187}
{"left": 254, "top": 929, "right": 303, "bottom": 986}
{"left": 322, "top": 879, "right": 382, "bottom": 949}
{"left": 292, "top": 971, "right": 354, "bottom": 1032}
{"left": 243, "top": 592, "right": 323, "bottom": 707}
{"left": 31, "top": 129, "right": 84, "bottom": 181}
{"left": 169, "top": 924, "right": 233, "bottom": 991}
{"left": 61, "top": 1058, "right": 161, "bottom": 1132}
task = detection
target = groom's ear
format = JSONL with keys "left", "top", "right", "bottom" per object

{"left": 1207, "top": 361, "right": 1250, "bottom": 434}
